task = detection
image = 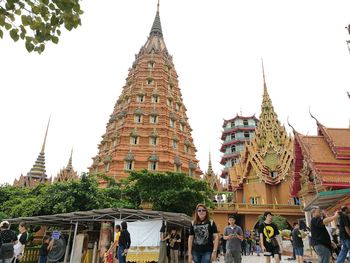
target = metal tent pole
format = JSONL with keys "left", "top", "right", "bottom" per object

{"left": 69, "top": 222, "right": 79, "bottom": 263}
{"left": 63, "top": 225, "right": 73, "bottom": 263}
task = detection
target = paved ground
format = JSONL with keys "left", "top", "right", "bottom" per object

{"left": 216, "top": 254, "right": 312, "bottom": 262}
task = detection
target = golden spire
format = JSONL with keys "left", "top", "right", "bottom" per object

{"left": 41, "top": 115, "right": 51, "bottom": 154}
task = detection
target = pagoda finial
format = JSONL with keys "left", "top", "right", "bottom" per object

{"left": 41, "top": 115, "right": 51, "bottom": 154}
{"left": 207, "top": 151, "right": 213, "bottom": 174}
{"left": 261, "top": 58, "right": 268, "bottom": 95}
{"left": 150, "top": 0, "right": 163, "bottom": 37}
{"left": 67, "top": 148, "right": 73, "bottom": 170}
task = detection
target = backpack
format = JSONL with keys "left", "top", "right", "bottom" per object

{"left": 0, "top": 242, "right": 14, "bottom": 259}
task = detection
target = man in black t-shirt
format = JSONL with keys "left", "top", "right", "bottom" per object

{"left": 0, "top": 220, "right": 18, "bottom": 261}
{"left": 336, "top": 206, "right": 350, "bottom": 263}
{"left": 310, "top": 207, "right": 339, "bottom": 263}
{"left": 291, "top": 222, "right": 304, "bottom": 263}
{"left": 258, "top": 211, "right": 282, "bottom": 263}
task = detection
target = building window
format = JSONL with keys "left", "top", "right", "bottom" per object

{"left": 243, "top": 119, "right": 248, "bottom": 126}
{"left": 137, "top": 95, "right": 145, "bottom": 102}
{"left": 184, "top": 145, "right": 190, "bottom": 153}
{"left": 147, "top": 79, "right": 154, "bottom": 85}
{"left": 231, "top": 122, "right": 235, "bottom": 128}
{"left": 167, "top": 99, "right": 173, "bottom": 107}
{"left": 148, "top": 61, "right": 155, "bottom": 68}
{"left": 189, "top": 168, "right": 194, "bottom": 177}
{"left": 130, "top": 136, "right": 139, "bottom": 145}
{"left": 244, "top": 131, "right": 250, "bottom": 138}
{"left": 149, "top": 161, "right": 157, "bottom": 171}
{"left": 230, "top": 133, "right": 235, "bottom": 140}
{"left": 176, "top": 103, "right": 181, "bottom": 111}
{"left": 104, "top": 163, "right": 110, "bottom": 172}
{"left": 170, "top": 119, "right": 175, "bottom": 128}
{"left": 173, "top": 140, "right": 178, "bottom": 149}
{"left": 270, "top": 171, "right": 277, "bottom": 178}
{"left": 231, "top": 145, "right": 236, "bottom": 153}
{"left": 250, "top": 197, "right": 259, "bottom": 205}
{"left": 179, "top": 123, "right": 184, "bottom": 131}
{"left": 151, "top": 95, "right": 159, "bottom": 103}
{"left": 150, "top": 137, "right": 158, "bottom": 145}
{"left": 125, "top": 161, "right": 133, "bottom": 170}
{"left": 134, "top": 115, "right": 143, "bottom": 123}
{"left": 150, "top": 115, "right": 158, "bottom": 124}
{"left": 174, "top": 164, "right": 181, "bottom": 172}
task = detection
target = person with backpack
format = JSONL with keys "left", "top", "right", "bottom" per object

{"left": 188, "top": 203, "right": 219, "bottom": 263}
{"left": 0, "top": 221, "right": 18, "bottom": 263}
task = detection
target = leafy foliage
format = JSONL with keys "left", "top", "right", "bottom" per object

{"left": 257, "top": 214, "right": 289, "bottom": 230}
{"left": 123, "top": 170, "right": 214, "bottom": 216}
{"left": 0, "top": 0, "right": 83, "bottom": 53}
{"left": 0, "top": 171, "right": 213, "bottom": 219}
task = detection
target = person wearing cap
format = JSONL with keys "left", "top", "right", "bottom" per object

{"left": 0, "top": 221, "right": 18, "bottom": 263}
{"left": 223, "top": 215, "right": 243, "bottom": 263}
{"left": 310, "top": 207, "right": 339, "bottom": 263}
{"left": 336, "top": 206, "right": 350, "bottom": 263}
{"left": 258, "top": 211, "right": 282, "bottom": 263}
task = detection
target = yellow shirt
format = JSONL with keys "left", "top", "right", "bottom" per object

{"left": 115, "top": 232, "right": 121, "bottom": 243}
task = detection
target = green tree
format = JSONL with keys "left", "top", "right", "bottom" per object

{"left": 123, "top": 170, "right": 214, "bottom": 216}
{"left": 0, "top": 0, "right": 83, "bottom": 53}
{"left": 257, "top": 214, "right": 289, "bottom": 230}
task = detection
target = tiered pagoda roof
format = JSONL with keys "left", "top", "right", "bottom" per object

{"left": 89, "top": 3, "right": 201, "bottom": 180}
{"left": 14, "top": 119, "right": 51, "bottom": 187}
{"left": 203, "top": 152, "right": 222, "bottom": 191}
{"left": 54, "top": 149, "right": 78, "bottom": 183}
{"left": 291, "top": 119, "right": 350, "bottom": 197}
{"left": 229, "top": 64, "right": 293, "bottom": 189}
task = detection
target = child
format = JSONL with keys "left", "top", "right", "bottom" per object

{"left": 38, "top": 235, "right": 53, "bottom": 263}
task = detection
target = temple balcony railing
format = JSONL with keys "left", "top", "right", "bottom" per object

{"left": 212, "top": 192, "right": 304, "bottom": 215}
{"left": 223, "top": 125, "right": 257, "bottom": 132}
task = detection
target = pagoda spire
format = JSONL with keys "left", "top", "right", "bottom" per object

{"left": 41, "top": 116, "right": 50, "bottom": 154}
{"left": 150, "top": 0, "right": 163, "bottom": 37}
{"left": 66, "top": 148, "right": 73, "bottom": 170}
{"left": 207, "top": 151, "right": 214, "bottom": 175}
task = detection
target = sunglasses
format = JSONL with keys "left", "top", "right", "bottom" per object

{"left": 197, "top": 209, "right": 207, "bottom": 212}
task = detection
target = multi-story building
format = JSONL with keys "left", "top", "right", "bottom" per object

{"left": 220, "top": 115, "right": 258, "bottom": 181}
{"left": 89, "top": 5, "right": 201, "bottom": 181}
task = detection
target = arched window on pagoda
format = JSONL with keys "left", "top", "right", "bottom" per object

{"left": 231, "top": 145, "right": 236, "bottom": 153}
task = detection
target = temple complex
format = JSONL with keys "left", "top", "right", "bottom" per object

{"left": 14, "top": 119, "right": 51, "bottom": 187}
{"left": 53, "top": 150, "right": 79, "bottom": 183}
{"left": 290, "top": 117, "right": 350, "bottom": 217}
{"left": 89, "top": 4, "right": 201, "bottom": 181}
{"left": 213, "top": 66, "right": 304, "bottom": 232}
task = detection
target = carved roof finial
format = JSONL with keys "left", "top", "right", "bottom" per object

{"left": 41, "top": 115, "right": 51, "bottom": 154}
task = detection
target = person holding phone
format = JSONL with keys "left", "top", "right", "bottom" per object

{"left": 223, "top": 215, "right": 243, "bottom": 263}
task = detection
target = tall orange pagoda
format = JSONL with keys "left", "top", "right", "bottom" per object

{"left": 213, "top": 65, "right": 303, "bottom": 231}
{"left": 291, "top": 117, "right": 350, "bottom": 214}
{"left": 14, "top": 119, "right": 51, "bottom": 187}
{"left": 89, "top": 4, "right": 201, "bottom": 180}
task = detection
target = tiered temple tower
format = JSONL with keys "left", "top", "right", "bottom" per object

{"left": 220, "top": 115, "right": 258, "bottom": 185}
{"left": 14, "top": 119, "right": 51, "bottom": 187}
{"left": 212, "top": 65, "right": 303, "bottom": 231}
{"left": 89, "top": 4, "right": 201, "bottom": 180}
{"left": 203, "top": 152, "right": 222, "bottom": 191}
{"left": 54, "top": 149, "right": 78, "bottom": 182}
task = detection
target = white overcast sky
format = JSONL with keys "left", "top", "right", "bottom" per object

{"left": 1, "top": 0, "right": 350, "bottom": 184}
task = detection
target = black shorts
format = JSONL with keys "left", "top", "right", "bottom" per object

{"left": 265, "top": 243, "right": 280, "bottom": 256}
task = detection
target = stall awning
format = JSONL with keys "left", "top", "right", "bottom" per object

{"left": 304, "top": 188, "right": 350, "bottom": 211}
{"left": 5, "top": 208, "right": 192, "bottom": 228}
